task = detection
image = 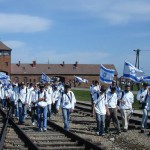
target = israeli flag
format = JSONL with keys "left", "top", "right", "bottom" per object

{"left": 123, "top": 61, "right": 144, "bottom": 83}
{"left": 100, "top": 65, "right": 115, "bottom": 84}
{"left": 0, "top": 72, "right": 8, "bottom": 80}
{"left": 0, "top": 72, "right": 11, "bottom": 86}
{"left": 41, "top": 73, "right": 51, "bottom": 83}
{"left": 74, "top": 76, "right": 88, "bottom": 83}
{"left": 142, "top": 76, "right": 150, "bottom": 85}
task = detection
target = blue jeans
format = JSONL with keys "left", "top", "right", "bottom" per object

{"left": 10, "top": 101, "right": 15, "bottom": 116}
{"left": 2, "top": 99, "right": 6, "bottom": 108}
{"left": 18, "top": 101, "right": 27, "bottom": 123}
{"left": 15, "top": 103, "right": 19, "bottom": 117}
{"left": 141, "top": 109, "right": 149, "bottom": 128}
{"left": 31, "top": 106, "right": 37, "bottom": 123}
{"left": 47, "top": 104, "right": 52, "bottom": 118}
{"left": 96, "top": 113, "right": 105, "bottom": 135}
{"left": 37, "top": 106, "right": 47, "bottom": 129}
{"left": 62, "top": 108, "right": 70, "bottom": 130}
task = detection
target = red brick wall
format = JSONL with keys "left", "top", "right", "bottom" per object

{"left": 0, "top": 55, "right": 11, "bottom": 75}
{"left": 11, "top": 74, "right": 117, "bottom": 88}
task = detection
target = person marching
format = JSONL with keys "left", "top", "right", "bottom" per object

{"left": 105, "top": 86, "right": 121, "bottom": 134}
{"left": 93, "top": 85, "right": 109, "bottom": 136}
{"left": 137, "top": 82, "right": 149, "bottom": 129}
{"left": 106, "top": 80, "right": 122, "bottom": 100}
{"left": 37, "top": 85, "right": 48, "bottom": 132}
{"left": 89, "top": 80, "right": 95, "bottom": 113}
{"left": 18, "top": 82, "right": 29, "bottom": 124}
{"left": 9, "top": 83, "right": 17, "bottom": 117}
{"left": 52, "top": 85, "right": 61, "bottom": 114}
{"left": 58, "top": 84, "right": 76, "bottom": 131}
{"left": 118, "top": 84, "right": 134, "bottom": 132}
{"left": 29, "top": 84, "right": 39, "bottom": 125}
{"left": 45, "top": 83, "right": 53, "bottom": 120}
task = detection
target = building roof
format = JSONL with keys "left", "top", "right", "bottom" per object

{"left": 11, "top": 62, "right": 118, "bottom": 75}
{"left": 0, "top": 41, "right": 12, "bottom": 51}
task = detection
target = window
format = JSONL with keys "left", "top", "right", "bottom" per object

{"left": 5, "top": 62, "right": 8, "bottom": 66}
{"left": 29, "top": 79, "right": 32, "bottom": 82}
{"left": 3, "top": 52, "right": 10, "bottom": 56}
{"left": 33, "top": 79, "right": 36, "bottom": 83}
{"left": 24, "top": 77, "right": 28, "bottom": 83}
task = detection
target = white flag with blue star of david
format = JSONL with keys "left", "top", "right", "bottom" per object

{"left": 74, "top": 76, "right": 88, "bottom": 83}
{"left": 123, "top": 61, "right": 144, "bottom": 83}
{"left": 100, "top": 65, "right": 115, "bottom": 84}
{"left": 41, "top": 72, "right": 51, "bottom": 83}
{"left": 141, "top": 76, "right": 150, "bottom": 85}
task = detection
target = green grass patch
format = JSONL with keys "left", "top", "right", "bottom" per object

{"left": 72, "top": 89, "right": 91, "bottom": 101}
{"left": 72, "top": 89, "right": 140, "bottom": 109}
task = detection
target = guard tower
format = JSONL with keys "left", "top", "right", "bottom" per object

{"left": 0, "top": 41, "right": 12, "bottom": 75}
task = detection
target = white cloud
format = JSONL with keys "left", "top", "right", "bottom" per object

{"left": 80, "top": 0, "right": 150, "bottom": 25}
{"left": 0, "top": 13, "right": 52, "bottom": 33}
{"left": 4, "top": 40, "right": 26, "bottom": 49}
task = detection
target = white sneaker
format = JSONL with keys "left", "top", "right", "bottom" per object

{"left": 32, "top": 122, "right": 35, "bottom": 126}
{"left": 96, "top": 131, "right": 99, "bottom": 135}
{"left": 43, "top": 128, "right": 47, "bottom": 132}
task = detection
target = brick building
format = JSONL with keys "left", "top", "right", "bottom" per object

{"left": 0, "top": 41, "right": 118, "bottom": 87}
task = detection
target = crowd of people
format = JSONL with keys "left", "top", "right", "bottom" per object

{"left": 0, "top": 79, "right": 149, "bottom": 136}
{"left": 0, "top": 81, "right": 76, "bottom": 132}
{"left": 90, "top": 80, "right": 150, "bottom": 136}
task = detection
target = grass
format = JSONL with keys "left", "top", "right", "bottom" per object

{"left": 72, "top": 89, "right": 140, "bottom": 109}
{"left": 72, "top": 89, "right": 91, "bottom": 101}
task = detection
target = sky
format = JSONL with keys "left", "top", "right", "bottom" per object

{"left": 0, "top": 0, "right": 150, "bottom": 77}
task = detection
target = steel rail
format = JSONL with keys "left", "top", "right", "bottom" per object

{"left": 47, "top": 120, "right": 105, "bottom": 150}
{"left": 0, "top": 109, "right": 9, "bottom": 150}
{"left": 0, "top": 108, "right": 39, "bottom": 150}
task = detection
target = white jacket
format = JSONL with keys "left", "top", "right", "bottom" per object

{"left": 119, "top": 91, "right": 134, "bottom": 110}
{"left": 94, "top": 93, "right": 108, "bottom": 115}
{"left": 137, "top": 88, "right": 148, "bottom": 103}
{"left": 60, "top": 91, "right": 76, "bottom": 109}
{"left": 19, "top": 87, "right": 29, "bottom": 104}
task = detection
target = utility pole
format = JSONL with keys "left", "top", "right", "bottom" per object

{"left": 133, "top": 49, "right": 141, "bottom": 90}
{"left": 133, "top": 49, "right": 141, "bottom": 69}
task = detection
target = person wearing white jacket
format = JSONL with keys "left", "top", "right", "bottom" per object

{"left": 13, "top": 84, "right": 20, "bottom": 118}
{"left": 105, "top": 87, "right": 121, "bottom": 134}
{"left": 37, "top": 85, "right": 48, "bottom": 132}
{"left": 9, "top": 84, "right": 18, "bottom": 117}
{"left": 137, "top": 82, "right": 149, "bottom": 129}
{"left": 52, "top": 86, "right": 61, "bottom": 114}
{"left": 5, "top": 84, "right": 13, "bottom": 110}
{"left": 45, "top": 83, "right": 53, "bottom": 120}
{"left": 29, "top": 84, "right": 39, "bottom": 125}
{"left": 1, "top": 85, "right": 6, "bottom": 109}
{"left": 58, "top": 84, "right": 76, "bottom": 131}
{"left": 18, "top": 83, "right": 29, "bottom": 124}
{"left": 118, "top": 84, "right": 134, "bottom": 132}
{"left": 93, "top": 85, "right": 109, "bottom": 136}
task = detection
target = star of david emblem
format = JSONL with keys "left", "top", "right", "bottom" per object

{"left": 130, "top": 69, "right": 136, "bottom": 75}
{"left": 102, "top": 72, "right": 107, "bottom": 78}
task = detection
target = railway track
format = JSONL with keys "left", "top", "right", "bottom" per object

{"left": 0, "top": 108, "right": 104, "bottom": 150}
{"left": 0, "top": 101, "right": 150, "bottom": 150}
{"left": 75, "top": 101, "right": 150, "bottom": 133}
